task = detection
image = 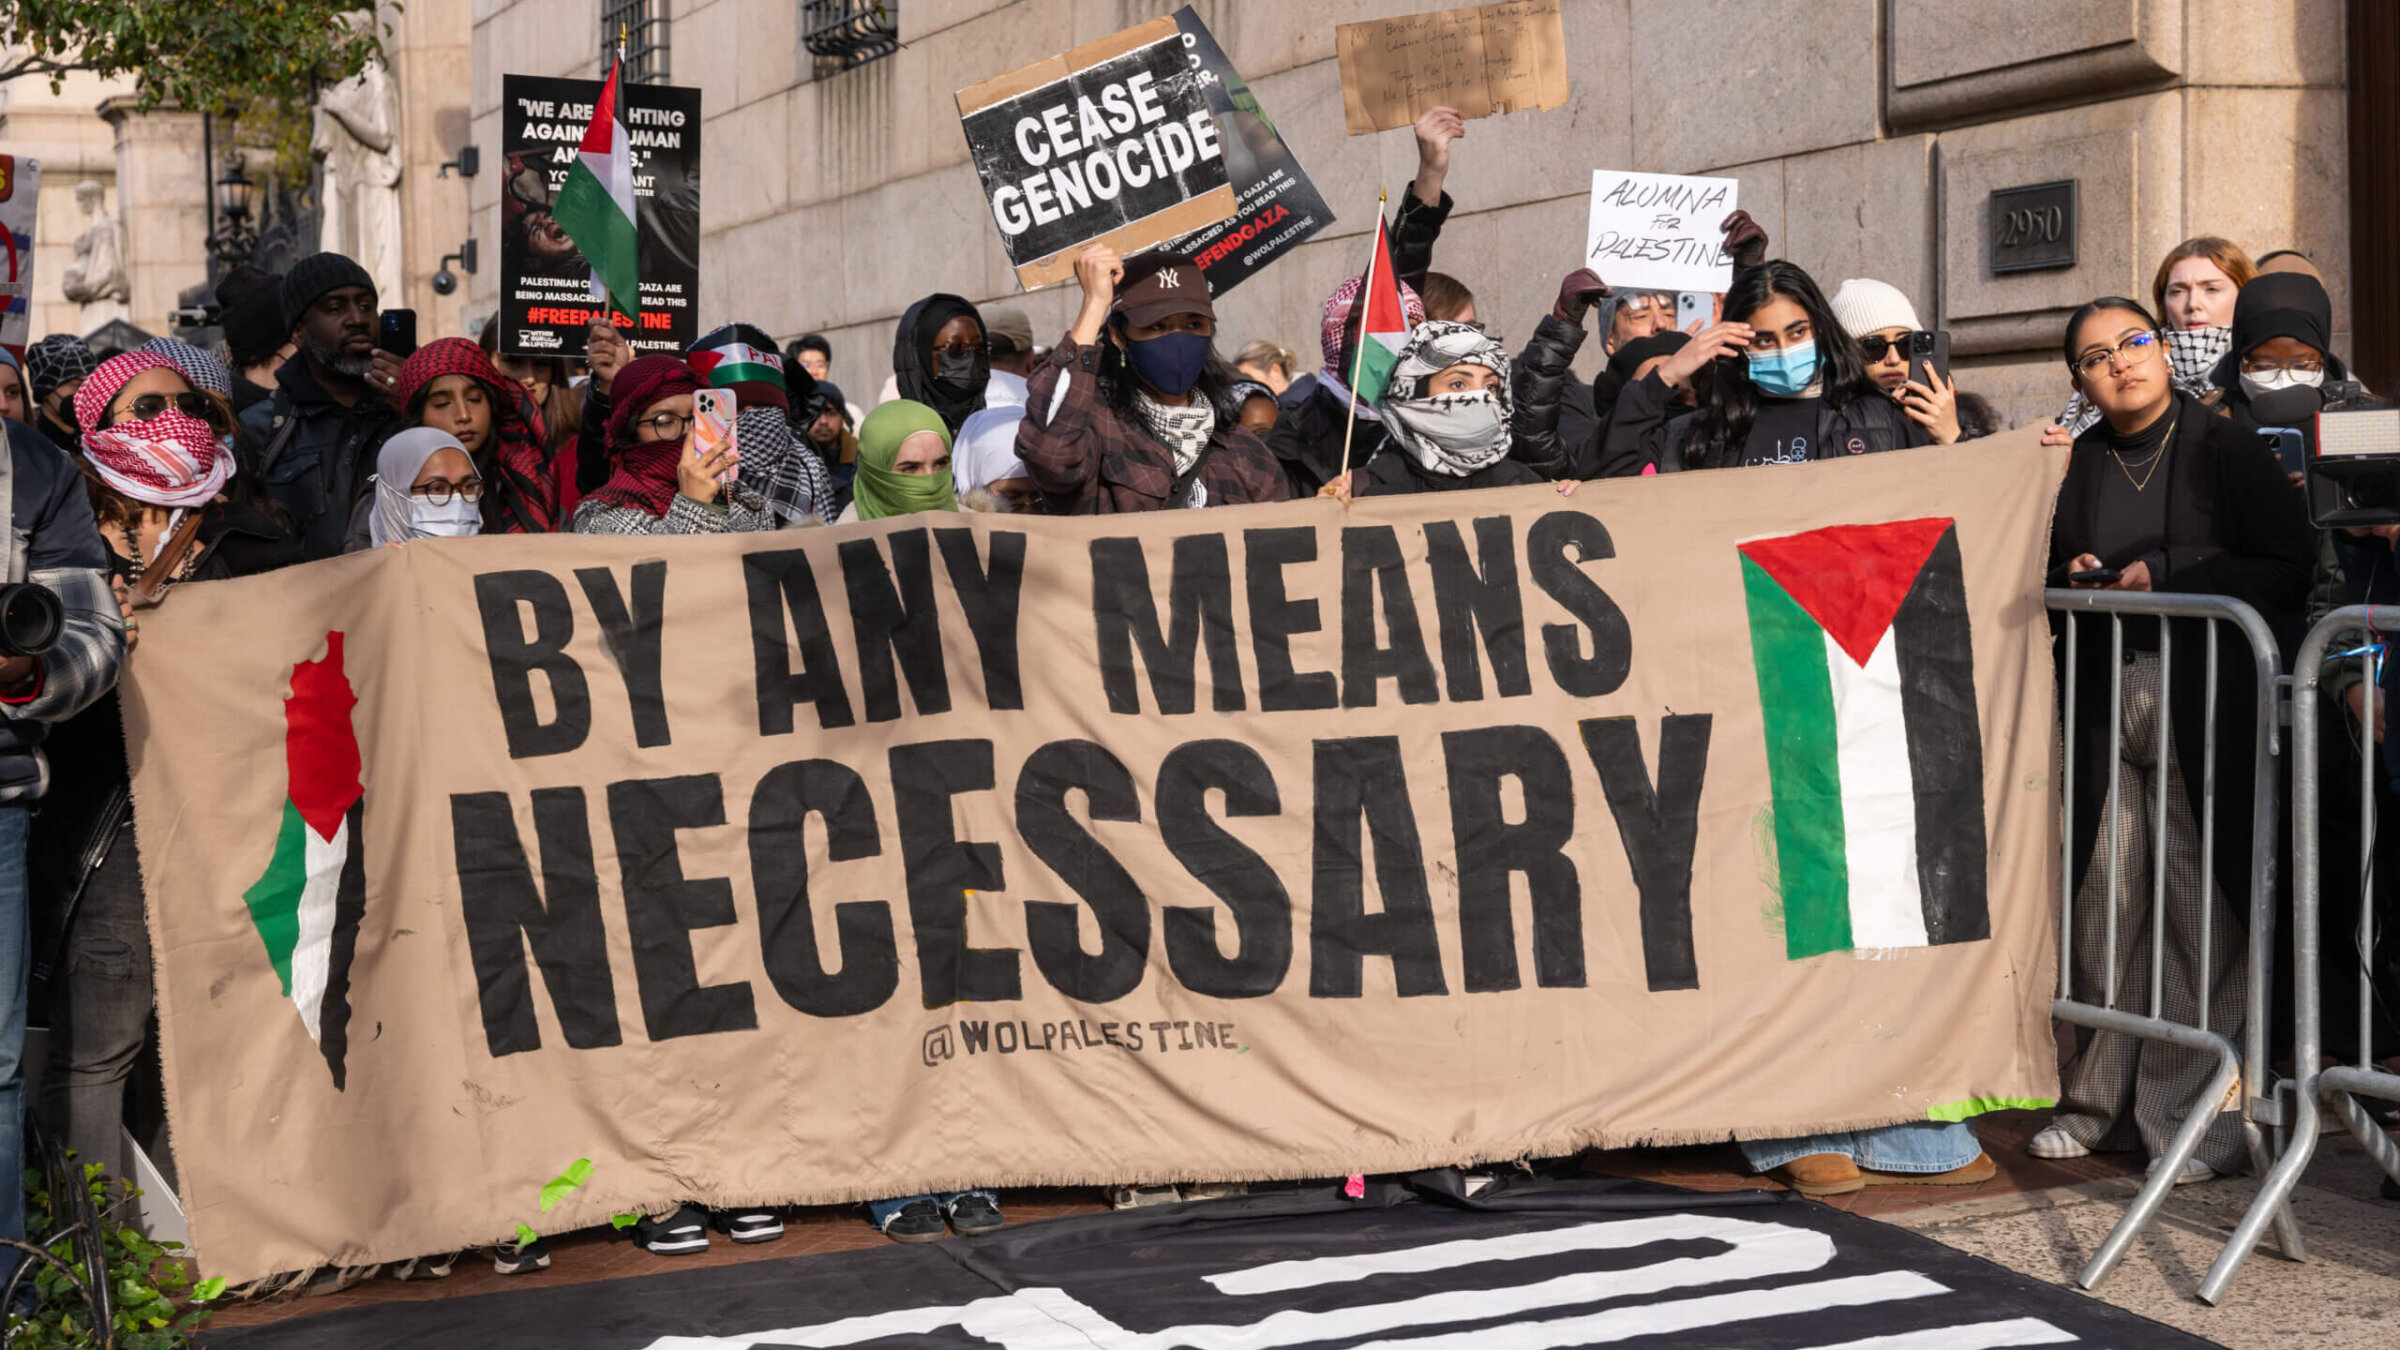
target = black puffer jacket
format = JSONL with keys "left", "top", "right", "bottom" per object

{"left": 1354, "top": 445, "right": 1545, "bottom": 497}
{"left": 1599, "top": 369, "right": 1928, "bottom": 476}
{"left": 1510, "top": 314, "right": 1604, "bottom": 480}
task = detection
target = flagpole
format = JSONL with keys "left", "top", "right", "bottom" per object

{"left": 1335, "top": 187, "right": 1388, "bottom": 493}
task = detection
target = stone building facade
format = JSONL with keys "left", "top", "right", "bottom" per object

{"left": 462, "top": 0, "right": 2349, "bottom": 429}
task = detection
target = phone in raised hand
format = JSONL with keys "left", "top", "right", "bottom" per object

{"left": 693, "top": 389, "right": 739, "bottom": 485}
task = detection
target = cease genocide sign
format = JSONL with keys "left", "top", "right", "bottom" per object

{"left": 124, "top": 436, "right": 2066, "bottom": 1281}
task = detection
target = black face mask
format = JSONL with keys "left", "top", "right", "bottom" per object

{"left": 934, "top": 350, "right": 981, "bottom": 390}
{"left": 2249, "top": 385, "right": 2325, "bottom": 429}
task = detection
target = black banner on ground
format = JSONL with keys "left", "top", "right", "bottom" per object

{"left": 209, "top": 1182, "right": 2224, "bottom": 1350}
{"left": 498, "top": 74, "right": 702, "bottom": 359}
{"left": 1167, "top": 6, "right": 1335, "bottom": 297}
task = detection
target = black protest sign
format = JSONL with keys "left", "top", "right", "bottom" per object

{"left": 499, "top": 74, "right": 702, "bottom": 359}
{"left": 1165, "top": 6, "right": 1336, "bottom": 297}
{"left": 957, "top": 17, "right": 1238, "bottom": 289}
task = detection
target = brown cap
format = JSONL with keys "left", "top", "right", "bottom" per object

{"left": 983, "top": 305, "right": 1035, "bottom": 355}
{"left": 1113, "top": 251, "right": 1213, "bottom": 328}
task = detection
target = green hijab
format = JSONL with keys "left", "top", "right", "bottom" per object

{"left": 853, "top": 399, "right": 960, "bottom": 520}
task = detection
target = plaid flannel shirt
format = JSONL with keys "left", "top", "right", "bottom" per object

{"left": 1018, "top": 338, "right": 1294, "bottom": 515}
{"left": 0, "top": 424, "right": 126, "bottom": 804}
{"left": 571, "top": 483, "right": 774, "bottom": 536}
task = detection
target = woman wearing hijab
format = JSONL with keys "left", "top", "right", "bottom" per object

{"left": 2211, "top": 267, "right": 2355, "bottom": 440}
{"left": 950, "top": 400, "right": 1042, "bottom": 515}
{"left": 572, "top": 354, "right": 770, "bottom": 535}
{"left": 0, "top": 348, "right": 24, "bottom": 423}
{"left": 1019, "top": 245, "right": 1292, "bottom": 514}
{"left": 838, "top": 400, "right": 959, "bottom": 523}
{"left": 391, "top": 338, "right": 558, "bottom": 535}
{"left": 35, "top": 352, "right": 298, "bottom": 1195}
{"left": 2037, "top": 296, "right": 2313, "bottom": 1185}
{"left": 1326, "top": 321, "right": 1558, "bottom": 499}
{"left": 362, "top": 428, "right": 486, "bottom": 547}
{"left": 891, "top": 294, "right": 990, "bottom": 434}
{"left": 1264, "top": 273, "right": 1430, "bottom": 496}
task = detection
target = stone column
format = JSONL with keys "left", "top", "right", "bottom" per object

{"left": 98, "top": 95, "right": 211, "bottom": 338}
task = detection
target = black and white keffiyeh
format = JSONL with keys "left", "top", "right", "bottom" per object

{"left": 1381, "top": 320, "right": 1514, "bottom": 475}
{"left": 2056, "top": 325, "right": 2231, "bottom": 436}
{"left": 1133, "top": 391, "right": 1215, "bottom": 475}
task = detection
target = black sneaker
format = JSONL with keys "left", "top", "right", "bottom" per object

{"left": 714, "top": 1207, "right": 784, "bottom": 1244}
{"left": 390, "top": 1249, "right": 463, "bottom": 1281}
{"left": 634, "top": 1203, "right": 711, "bottom": 1255}
{"left": 2381, "top": 1173, "right": 2399, "bottom": 1203}
{"left": 947, "top": 1193, "right": 1003, "bottom": 1236}
{"left": 878, "top": 1198, "right": 948, "bottom": 1244}
{"left": 492, "top": 1236, "right": 551, "bottom": 1275}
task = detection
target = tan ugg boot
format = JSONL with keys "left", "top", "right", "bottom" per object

{"left": 1768, "top": 1152, "right": 1865, "bottom": 1196}
{"left": 1863, "top": 1152, "right": 1998, "bottom": 1187}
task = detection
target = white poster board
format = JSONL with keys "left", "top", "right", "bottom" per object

{"left": 1583, "top": 170, "right": 1737, "bottom": 294}
{"left": 0, "top": 154, "right": 41, "bottom": 360}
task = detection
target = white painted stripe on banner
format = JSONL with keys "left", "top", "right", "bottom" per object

{"left": 1794, "top": 1316, "right": 2078, "bottom": 1348}
{"left": 288, "top": 816, "right": 348, "bottom": 1046}
{"left": 1351, "top": 1272, "right": 1949, "bottom": 1350}
{"left": 1210, "top": 1213, "right": 1818, "bottom": 1293}
{"left": 1827, "top": 629, "right": 1929, "bottom": 948}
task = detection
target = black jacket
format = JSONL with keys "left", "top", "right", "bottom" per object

{"left": 237, "top": 357, "right": 403, "bottom": 561}
{"left": 1389, "top": 187, "right": 1449, "bottom": 292}
{"left": 2050, "top": 393, "right": 2315, "bottom": 916}
{"left": 1511, "top": 314, "right": 1602, "bottom": 479}
{"left": 1354, "top": 447, "right": 1545, "bottom": 497}
{"left": 1600, "top": 370, "right": 1928, "bottom": 476}
{"left": 1268, "top": 375, "right": 1394, "bottom": 498}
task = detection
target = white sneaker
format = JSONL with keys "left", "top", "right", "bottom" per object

{"left": 2148, "top": 1156, "right": 2217, "bottom": 1186}
{"left": 2027, "top": 1125, "right": 2091, "bottom": 1159}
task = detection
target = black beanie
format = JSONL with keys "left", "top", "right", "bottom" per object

{"left": 281, "top": 252, "right": 376, "bottom": 329}
{"left": 220, "top": 269, "right": 289, "bottom": 367}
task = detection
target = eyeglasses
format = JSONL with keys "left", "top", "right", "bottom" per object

{"left": 1615, "top": 296, "right": 1670, "bottom": 317}
{"left": 929, "top": 340, "right": 988, "bottom": 359}
{"left": 2240, "top": 353, "right": 2325, "bottom": 375}
{"left": 411, "top": 476, "right": 483, "bottom": 505}
{"left": 2071, "top": 330, "right": 2161, "bottom": 378}
{"left": 1858, "top": 332, "right": 1926, "bottom": 362}
{"left": 119, "top": 391, "right": 228, "bottom": 431}
{"left": 634, "top": 411, "right": 690, "bottom": 440}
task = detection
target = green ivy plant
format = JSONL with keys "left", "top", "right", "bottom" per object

{"left": 0, "top": 1, "right": 391, "bottom": 113}
{"left": 15, "top": 1162, "right": 215, "bottom": 1350}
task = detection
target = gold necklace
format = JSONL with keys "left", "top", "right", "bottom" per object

{"left": 2109, "top": 415, "right": 2176, "bottom": 492}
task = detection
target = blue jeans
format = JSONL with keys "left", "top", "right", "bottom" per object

{"left": 1740, "top": 1120, "right": 1981, "bottom": 1175}
{"left": 0, "top": 807, "right": 30, "bottom": 1288}
{"left": 867, "top": 1191, "right": 994, "bottom": 1228}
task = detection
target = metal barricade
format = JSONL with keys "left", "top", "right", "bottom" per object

{"left": 2044, "top": 591, "right": 2301, "bottom": 1294}
{"left": 2206, "top": 604, "right": 2400, "bottom": 1303}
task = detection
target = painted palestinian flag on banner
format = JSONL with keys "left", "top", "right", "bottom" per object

{"left": 1738, "top": 518, "right": 1990, "bottom": 960}
{"left": 1349, "top": 213, "right": 1409, "bottom": 406}
{"left": 241, "top": 632, "right": 367, "bottom": 1089}
{"left": 554, "top": 56, "right": 640, "bottom": 320}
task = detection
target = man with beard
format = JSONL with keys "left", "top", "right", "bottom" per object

{"left": 238, "top": 253, "right": 408, "bottom": 559}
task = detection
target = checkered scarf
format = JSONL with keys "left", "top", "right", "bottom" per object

{"left": 394, "top": 337, "right": 558, "bottom": 534}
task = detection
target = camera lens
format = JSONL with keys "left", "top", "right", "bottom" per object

{"left": 0, "top": 583, "right": 62, "bottom": 658}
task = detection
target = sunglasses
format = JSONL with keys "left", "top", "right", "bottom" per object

{"left": 116, "top": 391, "right": 229, "bottom": 432}
{"left": 1857, "top": 332, "right": 1927, "bottom": 362}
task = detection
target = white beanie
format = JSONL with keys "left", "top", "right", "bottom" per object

{"left": 1828, "top": 278, "right": 1923, "bottom": 337}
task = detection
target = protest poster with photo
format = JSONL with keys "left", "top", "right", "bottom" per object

{"left": 1337, "top": 0, "right": 1569, "bottom": 137}
{"left": 128, "top": 433, "right": 2068, "bottom": 1281}
{"left": 1162, "top": 6, "right": 1334, "bottom": 297}
{"left": 500, "top": 74, "right": 701, "bottom": 359}
{"left": 0, "top": 155, "right": 40, "bottom": 360}
{"left": 957, "top": 17, "right": 1238, "bottom": 290}
{"left": 1583, "top": 170, "right": 1740, "bottom": 295}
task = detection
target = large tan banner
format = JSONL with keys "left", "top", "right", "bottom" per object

{"left": 125, "top": 436, "right": 2065, "bottom": 1281}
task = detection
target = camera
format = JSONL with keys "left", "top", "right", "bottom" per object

{"left": 430, "top": 269, "right": 458, "bottom": 297}
{"left": 0, "top": 583, "right": 63, "bottom": 658}
{"left": 2300, "top": 406, "right": 2400, "bottom": 527}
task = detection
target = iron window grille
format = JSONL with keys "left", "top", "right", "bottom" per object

{"left": 804, "top": 0, "right": 899, "bottom": 70}
{"left": 600, "top": 0, "right": 670, "bottom": 83}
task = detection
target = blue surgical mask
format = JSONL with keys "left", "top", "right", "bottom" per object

{"left": 1122, "top": 330, "right": 1212, "bottom": 396}
{"left": 1747, "top": 340, "right": 1819, "bottom": 397}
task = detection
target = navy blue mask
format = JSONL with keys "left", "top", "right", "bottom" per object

{"left": 1124, "top": 330, "right": 1211, "bottom": 396}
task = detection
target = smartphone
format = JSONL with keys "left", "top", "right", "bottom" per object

{"left": 1908, "top": 329, "right": 1952, "bottom": 385}
{"left": 2069, "top": 567, "right": 2122, "bottom": 587}
{"left": 1676, "top": 291, "right": 1712, "bottom": 333}
{"left": 693, "top": 388, "right": 739, "bottom": 485}
{"left": 378, "top": 308, "right": 419, "bottom": 359}
{"left": 2260, "top": 426, "right": 2308, "bottom": 477}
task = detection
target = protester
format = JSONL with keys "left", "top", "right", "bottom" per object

{"left": 37, "top": 354, "right": 296, "bottom": 1190}
{"left": 217, "top": 263, "right": 291, "bottom": 414}
{"left": 1590, "top": 332, "right": 1692, "bottom": 429}
{"left": 841, "top": 400, "right": 958, "bottom": 523}
{"left": 0, "top": 395, "right": 124, "bottom": 1303}
{"left": 1597, "top": 293, "right": 1677, "bottom": 356}
{"left": 2212, "top": 268, "right": 2352, "bottom": 441}
{"left": 1418, "top": 272, "right": 1477, "bottom": 325}
{"left": 26, "top": 334, "right": 99, "bottom": 451}
{"left": 1234, "top": 340, "right": 1296, "bottom": 395}
{"left": 1019, "top": 246, "right": 1292, "bottom": 514}
{"left": 1601, "top": 259, "right": 1926, "bottom": 477}
{"left": 139, "top": 337, "right": 233, "bottom": 404}
{"left": 2039, "top": 296, "right": 2313, "bottom": 1184}
{"left": 1229, "top": 380, "right": 1278, "bottom": 437}
{"left": 984, "top": 306, "right": 1036, "bottom": 390}
{"left": 235, "top": 253, "right": 406, "bottom": 560}
{"left": 790, "top": 333, "right": 865, "bottom": 424}
{"left": 1323, "top": 321, "right": 1564, "bottom": 501}
{"left": 0, "top": 350, "right": 24, "bottom": 424}
{"left": 891, "top": 295, "right": 991, "bottom": 435}
{"left": 1267, "top": 276, "right": 1428, "bottom": 496}
{"left": 364, "top": 428, "right": 485, "bottom": 547}
{"left": 386, "top": 338, "right": 557, "bottom": 538}
{"left": 692, "top": 322, "right": 835, "bottom": 525}
{"left": 573, "top": 320, "right": 635, "bottom": 502}
{"left": 1827, "top": 278, "right": 1967, "bottom": 443}
{"left": 1390, "top": 105, "right": 1463, "bottom": 290}
{"left": 952, "top": 407, "right": 1042, "bottom": 515}
{"left": 572, "top": 354, "right": 771, "bottom": 535}
{"left": 795, "top": 368, "right": 858, "bottom": 515}
{"left": 2155, "top": 236, "right": 2255, "bottom": 332}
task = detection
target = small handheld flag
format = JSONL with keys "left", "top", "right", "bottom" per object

{"left": 554, "top": 55, "right": 641, "bottom": 323}
{"left": 1337, "top": 190, "right": 1408, "bottom": 482}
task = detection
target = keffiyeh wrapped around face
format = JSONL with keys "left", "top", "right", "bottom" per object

{"left": 1379, "top": 320, "right": 1514, "bottom": 476}
{"left": 82, "top": 409, "right": 232, "bottom": 508}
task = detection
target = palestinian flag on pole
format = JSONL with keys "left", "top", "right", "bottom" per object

{"left": 1738, "top": 518, "right": 1990, "bottom": 960}
{"left": 241, "top": 632, "right": 368, "bottom": 1089}
{"left": 1348, "top": 212, "right": 1409, "bottom": 406}
{"left": 554, "top": 56, "right": 641, "bottom": 322}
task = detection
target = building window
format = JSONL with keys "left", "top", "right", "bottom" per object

{"left": 804, "top": 0, "right": 900, "bottom": 72}
{"left": 600, "top": 0, "right": 670, "bottom": 83}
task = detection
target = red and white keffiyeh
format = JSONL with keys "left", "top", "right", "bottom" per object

{"left": 81, "top": 409, "right": 231, "bottom": 509}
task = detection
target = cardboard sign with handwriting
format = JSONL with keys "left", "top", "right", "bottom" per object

{"left": 1584, "top": 170, "right": 1740, "bottom": 295}
{"left": 1336, "top": 0, "right": 1569, "bottom": 137}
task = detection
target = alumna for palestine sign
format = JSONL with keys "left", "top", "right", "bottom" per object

{"left": 125, "top": 433, "right": 2067, "bottom": 1282}
{"left": 957, "top": 17, "right": 1238, "bottom": 289}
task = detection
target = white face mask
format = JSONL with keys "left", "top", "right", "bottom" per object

{"left": 407, "top": 493, "right": 484, "bottom": 539}
{"left": 1385, "top": 390, "right": 1510, "bottom": 475}
{"left": 2240, "top": 367, "right": 2325, "bottom": 398}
